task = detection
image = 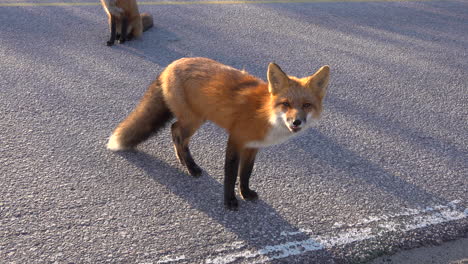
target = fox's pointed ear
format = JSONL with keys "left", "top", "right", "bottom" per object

{"left": 267, "top": 63, "right": 289, "bottom": 95}
{"left": 307, "top": 65, "right": 330, "bottom": 99}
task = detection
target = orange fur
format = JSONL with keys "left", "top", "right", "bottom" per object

{"left": 107, "top": 57, "right": 330, "bottom": 210}
{"left": 157, "top": 57, "right": 329, "bottom": 149}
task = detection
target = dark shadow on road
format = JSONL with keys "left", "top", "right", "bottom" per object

{"left": 292, "top": 128, "right": 451, "bottom": 207}
{"left": 114, "top": 26, "right": 186, "bottom": 67}
{"left": 115, "top": 149, "right": 335, "bottom": 263}
{"left": 326, "top": 95, "right": 468, "bottom": 168}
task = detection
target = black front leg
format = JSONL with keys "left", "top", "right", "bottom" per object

{"left": 119, "top": 17, "right": 128, "bottom": 44}
{"left": 106, "top": 15, "right": 116, "bottom": 46}
{"left": 239, "top": 148, "right": 259, "bottom": 201}
{"left": 224, "top": 137, "right": 240, "bottom": 210}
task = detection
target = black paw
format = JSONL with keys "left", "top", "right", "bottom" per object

{"left": 187, "top": 164, "right": 202, "bottom": 178}
{"left": 224, "top": 197, "right": 239, "bottom": 211}
{"left": 240, "top": 189, "right": 258, "bottom": 201}
{"left": 106, "top": 41, "right": 114, "bottom": 46}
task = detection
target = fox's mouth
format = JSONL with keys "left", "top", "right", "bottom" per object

{"left": 289, "top": 125, "right": 302, "bottom": 133}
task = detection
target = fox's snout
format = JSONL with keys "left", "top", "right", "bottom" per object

{"left": 283, "top": 112, "right": 309, "bottom": 133}
{"left": 292, "top": 119, "right": 302, "bottom": 127}
{"left": 289, "top": 119, "right": 303, "bottom": 133}
{"left": 291, "top": 119, "right": 303, "bottom": 130}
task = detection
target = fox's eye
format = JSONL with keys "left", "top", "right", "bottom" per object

{"left": 282, "top": 102, "right": 291, "bottom": 107}
{"left": 303, "top": 103, "right": 312, "bottom": 108}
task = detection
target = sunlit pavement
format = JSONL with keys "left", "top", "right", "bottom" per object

{"left": 1, "top": 0, "right": 467, "bottom": 263}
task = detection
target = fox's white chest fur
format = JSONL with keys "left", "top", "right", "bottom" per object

{"left": 245, "top": 113, "right": 310, "bottom": 148}
{"left": 246, "top": 125, "right": 300, "bottom": 148}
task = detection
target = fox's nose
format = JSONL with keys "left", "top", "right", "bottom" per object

{"left": 292, "top": 119, "right": 302, "bottom": 127}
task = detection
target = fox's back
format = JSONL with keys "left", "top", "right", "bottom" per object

{"left": 160, "top": 57, "right": 269, "bottom": 130}
{"left": 101, "top": 0, "right": 139, "bottom": 17}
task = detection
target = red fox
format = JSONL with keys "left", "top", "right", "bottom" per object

{"left": 100, "top": 0, "right": 153, "bottom": 46}
{"left": 107, "top": 57, "right": 330, "bottom": 210}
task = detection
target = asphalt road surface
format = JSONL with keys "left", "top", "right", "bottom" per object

{"left": 1, "top": 0, "right": 467, "bottom": 263}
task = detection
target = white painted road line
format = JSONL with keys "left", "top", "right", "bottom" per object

{"left": 160, "top": 200, "right": 467, "bottom": 263}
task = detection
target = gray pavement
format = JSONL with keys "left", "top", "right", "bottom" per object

{"left": 369, "top": 237, "right": 468, "bottom": 264}
{"left": 1, "top": 0, "right": 467, "bottom": 263}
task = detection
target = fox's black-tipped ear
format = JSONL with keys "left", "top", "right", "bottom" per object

{"left": 307, "top": 65, "right": 330, "bottom": 99}
{"left": 267, "top": 62, "right": 289, "bottom": 95}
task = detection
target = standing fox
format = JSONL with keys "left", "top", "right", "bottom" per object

{"left": 100, "top": 0, "right": 153, "bottom": 46}
{"left": 107, "top": 57, "right": 330, "bottom": 210}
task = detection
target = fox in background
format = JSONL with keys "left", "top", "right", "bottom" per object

{"left": 107, "top": 57, "right": 330, "bottom": 210}
{"left": 100, "top": 0, "right": 153, "bottom": 46}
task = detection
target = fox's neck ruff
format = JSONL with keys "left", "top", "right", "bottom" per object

{"left": 246, "top": 95, "right": 319, "bottom": 148}
{"left": 243, "top": 95, "right": 294, "bottom": 148}
{"left": 246, "top": 111, "right": 303, "bottom": 148}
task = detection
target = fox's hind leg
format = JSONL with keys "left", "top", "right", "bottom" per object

{"left": 171, "top": 119, "right": 204, "bottom": 177}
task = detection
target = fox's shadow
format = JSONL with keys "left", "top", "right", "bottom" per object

{"left": 114, "top": 149, "right": 333, "bottom": 261}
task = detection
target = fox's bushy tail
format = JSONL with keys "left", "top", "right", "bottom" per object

{"left": 107, "top": 77, "right": 172, "bottom": 151}
{"left": 141, "top": 12, "right": 153, "bottom": 32}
